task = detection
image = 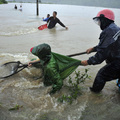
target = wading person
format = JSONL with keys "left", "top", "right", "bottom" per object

{"left": 81, "top": 9, "right": 120, "bottom": 92}
{"left": 47, "top": 11, "right": 68, "bottom": 29}
{"left": 14, "top": 5, "right": 17, "bottom": 10}
{"left": 28, "top": 43, "right": 80, "bottom": 94}
{"left": 43, "top": 14, "right": 50, "bottom": 22}
{"left": 19, "top": 5, "right": 22, "bottom": 11}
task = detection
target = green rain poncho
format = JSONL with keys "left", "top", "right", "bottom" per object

{"left": 31, "top": 43, "right": 81, "bottom": 93}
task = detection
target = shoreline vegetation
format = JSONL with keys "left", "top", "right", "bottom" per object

{"left": 6, "top": 0, "right": 120, "bottom": 8}
{"left": 0, "top": 0, "right": 8, "bottom": 4}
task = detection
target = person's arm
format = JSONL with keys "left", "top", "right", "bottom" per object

{"left": 87, "top": 50, "right": 106, "bottom": 65}
{"left": 93, "top": 46, "right": 98, "bottom": 52}
{"left": 87, "top": 41, "right": 114, "bottom": 65}
{"left": 28, "top": 59, "right": 40, "bottom": 67}
{"left": 57, "top": 19, "right": 68, "bottom": 29}
{"left": 86, "top": 46, "right": 97, "bottom": 54}
{"left": 86, "top": 31, "right": 106, "bottom": 54}
{"left": 81, "top": 49, "right": 107, "bottom": 66}
{"left": 43, "top": 18, "right": 48, "bottom": 22}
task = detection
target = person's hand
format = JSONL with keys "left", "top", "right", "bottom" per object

{"left": 28, "top": 61, "right": 34, "bottom": 67}
{"left": 81, "top": 60, "right": 88, "bottom": 66}
{"left": 86, "top": 47, "right": 94, "bottom": 54}
{"left": 65, "top": 27, "right": 68, "bottom": 30}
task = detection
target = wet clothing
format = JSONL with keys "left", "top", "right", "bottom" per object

{"left": 90, "top": 36, "right": 120, "bottom": 92}
{"left": 43, "top": 17, "right": 49, "bottom": 22}
{"left": 31, "top": 43, "right": 81, "bottom": 94}
{"left": 88, "top": 23, "right": 120, "bottom": 65}
{"left": 91, "top": 60, "right": 120, "bottom": 92}
{"left": 47, "top": 17, "right": 66, "bottom": 29}
{"left": 88, "top": 23, "right": 120, "bottom": 92}
{"left": 44, "top": 52, "right": 81, "bottom": 93}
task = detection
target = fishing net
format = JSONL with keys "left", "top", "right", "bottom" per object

{"left": 0, "top": 62, "right": 21, "bottom": 79}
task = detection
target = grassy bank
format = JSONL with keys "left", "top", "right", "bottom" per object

{"left": 0, "top": 0, "right": 8, "bottom": 4}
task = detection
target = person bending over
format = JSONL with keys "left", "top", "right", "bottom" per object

{"left": 28, "top": 43, "right": 80, "bottom": 94}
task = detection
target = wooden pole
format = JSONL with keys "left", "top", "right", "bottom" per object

{"left": 36, "top": 0, "right": 39, "bottom": 16}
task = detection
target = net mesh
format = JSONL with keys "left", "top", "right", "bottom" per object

{"left": 0, "top": 63, "right": 19, "bottom": 78}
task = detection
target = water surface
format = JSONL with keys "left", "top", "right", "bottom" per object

{"left": 0, "top": 3, "right": 120, "bottom": 120}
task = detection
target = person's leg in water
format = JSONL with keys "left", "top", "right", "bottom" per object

{"left": 90, "top": 60, "right": 120, "bottom": 93}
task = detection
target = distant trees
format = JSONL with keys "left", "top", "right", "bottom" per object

{"left": 0, "top": 0, "right": 8, "bottom": 4}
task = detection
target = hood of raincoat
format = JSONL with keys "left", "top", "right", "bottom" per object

{"left": 31, "top": 43, "right": 51, "bottom": 64}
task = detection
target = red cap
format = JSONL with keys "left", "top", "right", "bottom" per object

{"left": 30, "top": 47, "right": 34, "bottom": 52}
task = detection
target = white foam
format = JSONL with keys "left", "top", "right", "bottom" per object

{"left": 0, "top": 28, "right": 38, "bottom": 36}
{"left": 0, "top": 53, "right": 30, "bottom": 62}
{"left": 67, "top": 101, "right": 87, "bottom": 120}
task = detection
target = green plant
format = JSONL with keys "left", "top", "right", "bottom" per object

{"left": 9, "top": 104, "right": 23, "bottom": 111}
{"left": 58, "top": 69, "right": 90, "bottom": 104}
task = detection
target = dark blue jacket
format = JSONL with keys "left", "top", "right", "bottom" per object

{"left": 88, "top": 23, "right": 120, "bottom": 65}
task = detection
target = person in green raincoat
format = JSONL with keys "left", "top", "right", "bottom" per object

{"left": 28, "top": 43, "right": 81, "bottom": 94}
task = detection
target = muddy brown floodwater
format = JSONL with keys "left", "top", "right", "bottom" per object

{"left": 0, "top": 3, "right": 120, "bottom": 120}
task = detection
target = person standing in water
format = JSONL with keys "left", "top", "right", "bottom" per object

{"left": 19, "top": 5, "right": 22, "bottom": 11}
{"left": 43, "top": 14, "right": 50, "bottom": 22}
{"left": 47, "top": 11, "right": 68, "bottom": 29}
{"left": 14, "top": 5, "right": 17, "bottom": 10}
{"left": 81, "top": 9, "right": 120, "bottom": 92}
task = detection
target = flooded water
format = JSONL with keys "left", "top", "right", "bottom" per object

{"left": 0, "top": 3, "right": 120, "bottom": 120}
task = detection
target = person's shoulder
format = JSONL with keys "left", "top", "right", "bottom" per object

{"left": 100, "top": 23, "right": 114, "bottom": 35}
{"left": 56, "top": 17, "right": 60, "bottom": 20}
{"left": 105, "top": 23, "right": 120, "bottom": 35}
{"left": 46, "top": 54, "right": 57, "bottom": 69}
{"left": 50, "top": 16, "right": 53, "bottom": 19}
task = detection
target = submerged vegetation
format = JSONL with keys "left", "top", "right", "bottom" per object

{"left": 0, "top": 0, "right": 7, "bottom": 4}
{"left": 58, "top": 69, "right": 90, "bottom": 104}
{"left": 9, "top": 104, "right": 23, "bottom": 111}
